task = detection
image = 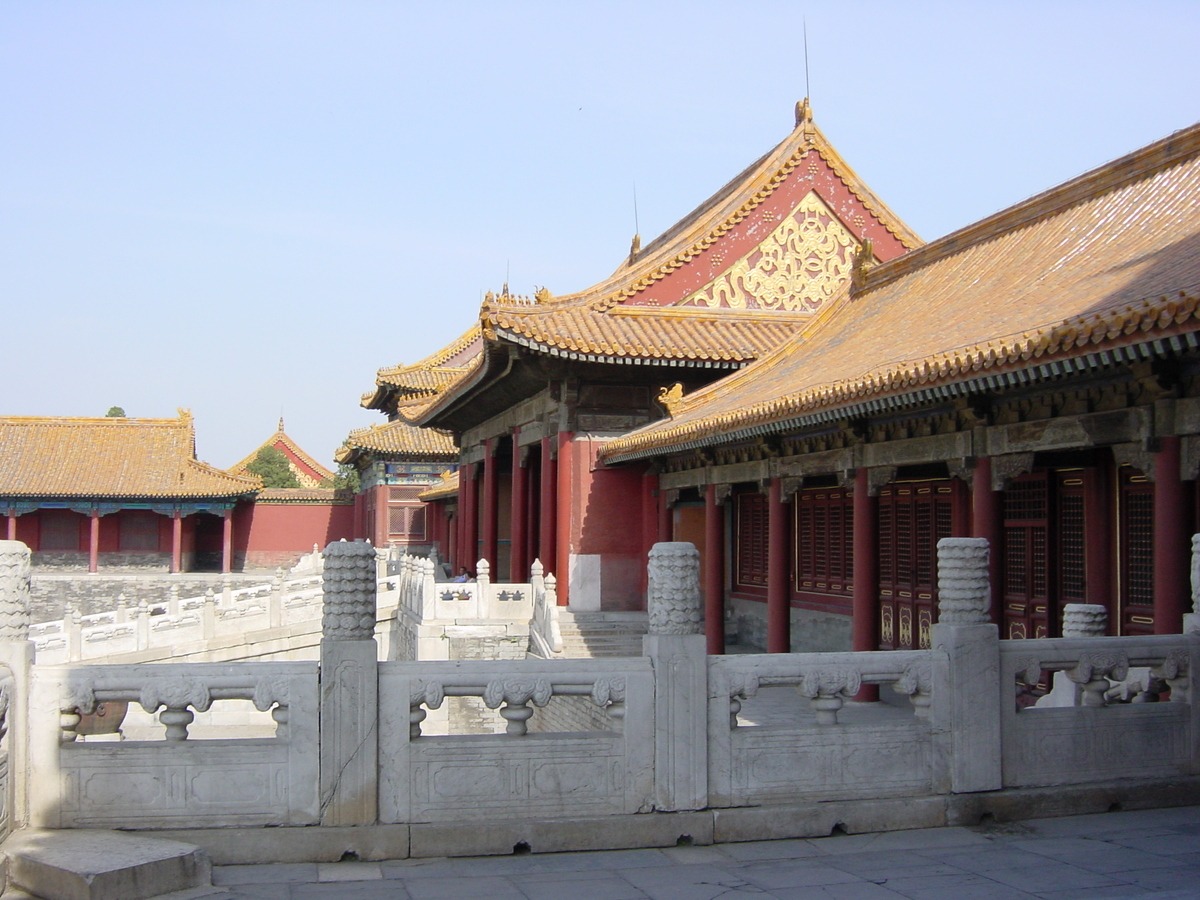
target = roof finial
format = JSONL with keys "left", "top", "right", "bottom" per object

{"left": 278, "top": 416, "right": 285, "bottom": 432}
{"left": 795, "top": 97, "right": 813, "bottom": 128}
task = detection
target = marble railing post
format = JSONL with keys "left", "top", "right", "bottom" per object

{"left": 319, "top": 539, "right": 378, "bottom": 826}
{"left": 930, "top": 537, "right": 1001, "bottom": 795}
{"left": 0, "top": 541, "right": 34, "bottom": 832}
{"left": 202, "top": 588, "right": 217, "bottom": 641}
{"left": 643, "top": 541, "right": 707, "bottom": 811}
{"left": 1186, "top": 534, "right": 1200, "bottom": 636}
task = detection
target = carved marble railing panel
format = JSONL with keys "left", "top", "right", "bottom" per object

{"left": 707, "top": 650, "right": 937, "bottom": 807}
{"left": 1000, "top": 635, "right": 1199, "bottom": 788}
{"left": 30, "top": 662, "right": 319, "bottom": 828}
{"left": 378, "top": 658, "right": 653, "bottom": 823}
{"left": 529, "top": 563, "right": 564, "bottom": 658}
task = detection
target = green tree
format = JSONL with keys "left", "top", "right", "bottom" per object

{"left": 245, "top": 446, "right": 301, "bottom": 488}
{"left": 331, "top": 462, "right": 361, "bottom": 493}
{"left": 105, "top": 406, "right": 126, "bottom": 417}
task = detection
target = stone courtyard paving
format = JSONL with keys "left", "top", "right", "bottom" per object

{"left": 210, "top": 805, "right": 1200, "bottom": 900}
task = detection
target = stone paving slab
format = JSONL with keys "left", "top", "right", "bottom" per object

{"left": 207, "top": 805, "right": 1200, "bottom": 900}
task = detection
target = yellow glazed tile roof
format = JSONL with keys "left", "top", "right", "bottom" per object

{"left": 603, "top": 120, "right": 1200, "bottom": 461}
{"left": 418, "top": 470, "right": 459, "bottom": 502}
{"left": 338, "top": 419, "right": 458, "bottom": 463}
{"left": 418, "top": 102, "right": 923, "bottom": 424}
{"left": 0, "top": 410, "right": 261, "bottom": 498}
{"left": 362, "top": 326, "right": 483, "bottom": 412}
{"left": 255, "top": 487, "right": 354, "bottom": 503}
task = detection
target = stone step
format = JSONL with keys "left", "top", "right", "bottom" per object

{"left": 5, "top": 830, "right": 214, "bottom": 900}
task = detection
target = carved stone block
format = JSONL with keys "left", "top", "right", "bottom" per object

{"left": 647, "top": 542, "right": 701, "bottom": 636}
{"left": 321, "top": 540, "right": 377, "bottom": 642}
{"left": 0, "top": 542, "right": 31, "bottom": 642}
{"left": 936, "top": 538, "right": 990, "bottom": 626}
{"left": 1062, "top": 603, "right": 1108, "bottom": 638}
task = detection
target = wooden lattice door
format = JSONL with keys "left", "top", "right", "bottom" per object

{"left": 1002, "top": 473, "right": 1051, "bottom": 639}
{"left": 877, "top": 480, "right": 957, "bottom": 650}
{"left": 1118, "top": 467, "right": 1156, "bottom": 635}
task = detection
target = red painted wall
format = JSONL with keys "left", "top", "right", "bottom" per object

{"left": 233, "top": 500, "right": 355, "bottom": 569}
{"left": 566, "top": 438, "right": 649, "bottom": 611}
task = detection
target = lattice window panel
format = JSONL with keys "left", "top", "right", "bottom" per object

{"left": 878, "top": 503, "right": 893, "bottom": 586}
{"left": 794, "top": 488, "right": 853, "bottom": 595}
{"left": 388, "top": 504, "right": 428, "bottom": 540}
{"left": 1004, "top": 475, "right": 1049, "bottom": 522}
{"left": 1005, "top": 527, "right": 1028, "bottom": 597}
{"left": 389, "top": 486, "right": 426, "bottom": 502}
{"left": 1123, "top": 487, "right": 1155, "bottom": 610}
{"left": 1058, "top": 492, "right": 1086, "bottom": 603}
{"left": 736, "top": 493, "right": 769, "bottom": 587}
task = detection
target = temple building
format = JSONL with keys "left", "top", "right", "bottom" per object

{"left": 363, "top": 101, "right": 919, "bottom": 607}
{"left": 0, "top": 411, "right": 259, "bottom": 573}
{"left": 0, "top": 411, "right": 357, "bottom": 573}
{"left": 365, "top": 104, "right": 1200, "bottom": 652}
{"left": 601, "top": 117, "right": 1200, "bottom": 653}
{"left": 344, "top": 333, "right": 469, "bottom": 551}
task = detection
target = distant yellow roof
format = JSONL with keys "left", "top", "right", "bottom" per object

{"left": 603, "top": 120, "right": 1200, "bottom": 462}
{"left": 418, "top": 469, "right": 458, "bottom": 501}
{"left": 337, "top": 419, "right": 457, "bottom": 464}
{"left": 362, "top": 326, "right": 483, "bottom": 413}
{"left": 0, "top": 410, "right": 261, "bottom": 498}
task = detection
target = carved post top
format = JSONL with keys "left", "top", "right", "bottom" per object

{"left": 936, "top": 537, "right": 991, "bottom": 626}
{"left": 866, "top": 466, "right": 896, "bottom": 497}
{"left": 1111, "top": 441, "right": 1157, "bottom": 482}
{"left": 990, "top": 452, "right": 1035, "bottom": 492}
{"left": 1062, "top": 603, "right": 1108, "bottom": 638}
{"left": 713, "top": 483, "right": 733, "bottom": 506}
{"left": 647, "top": 542, "right": 702, "bottom": 636}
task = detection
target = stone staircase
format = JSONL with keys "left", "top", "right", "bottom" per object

{"left": 553, "top": 610, "right": 648, "bottom": 658}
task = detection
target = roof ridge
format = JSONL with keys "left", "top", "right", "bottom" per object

{"left": 859, "top": 120, "right": 1200, "bottom": 294}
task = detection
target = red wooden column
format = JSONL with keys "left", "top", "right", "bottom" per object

{"left": 88, "top": 511, "right": 100, "bottom": 574}
{"left": 853, "top": 468, "right": 880, "bottom": 701}
{"left": 461, "top": 462, "right": 478, "bottom": 573}
{"left": 170, "top": 512, "right": 183, "bottom": 574}
{"left": 658, "top": 489, "right": 672, "bottom": 543}
{"left": 766, "top": 477, "right": 790, "bottom": 653}
{"left": 640, "top": 470, "right": 658, "bottom": 600}
{"left": 510, "top": 432, "right": 527, "bottom": 582}
{"left": 704, "top": 483, "right": 726, "bottom": 655}
{"left": 1084, "top": 457, "right": 1113, "bottom": 630}
{"left": 555, "top": 431, "right": 574, "bottom": 606}
{"left": 1154, "top": 436, "right": 1188, "bottom": 634}
{"left": 971, "top": 458, "right": 1003, "bottom": 624}
{"left": 7, "top": 510, "right": 17, "bottom": 540}
{"left": 538, "top": 436, "right": 557, "bottom": 573}
{"left": 221, "top": 509, "right": 234, "bottom": 574}
{"left": 481, "top": 439, "right": 498, "bottom": 572}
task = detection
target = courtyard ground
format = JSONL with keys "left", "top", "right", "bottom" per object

{"left": 206, "top": 805, "right": 1200, "bottom": 900}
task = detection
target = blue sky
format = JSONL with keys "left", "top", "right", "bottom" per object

{"left": 3, "top": 2, "right": 1199, "bottom": 468}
